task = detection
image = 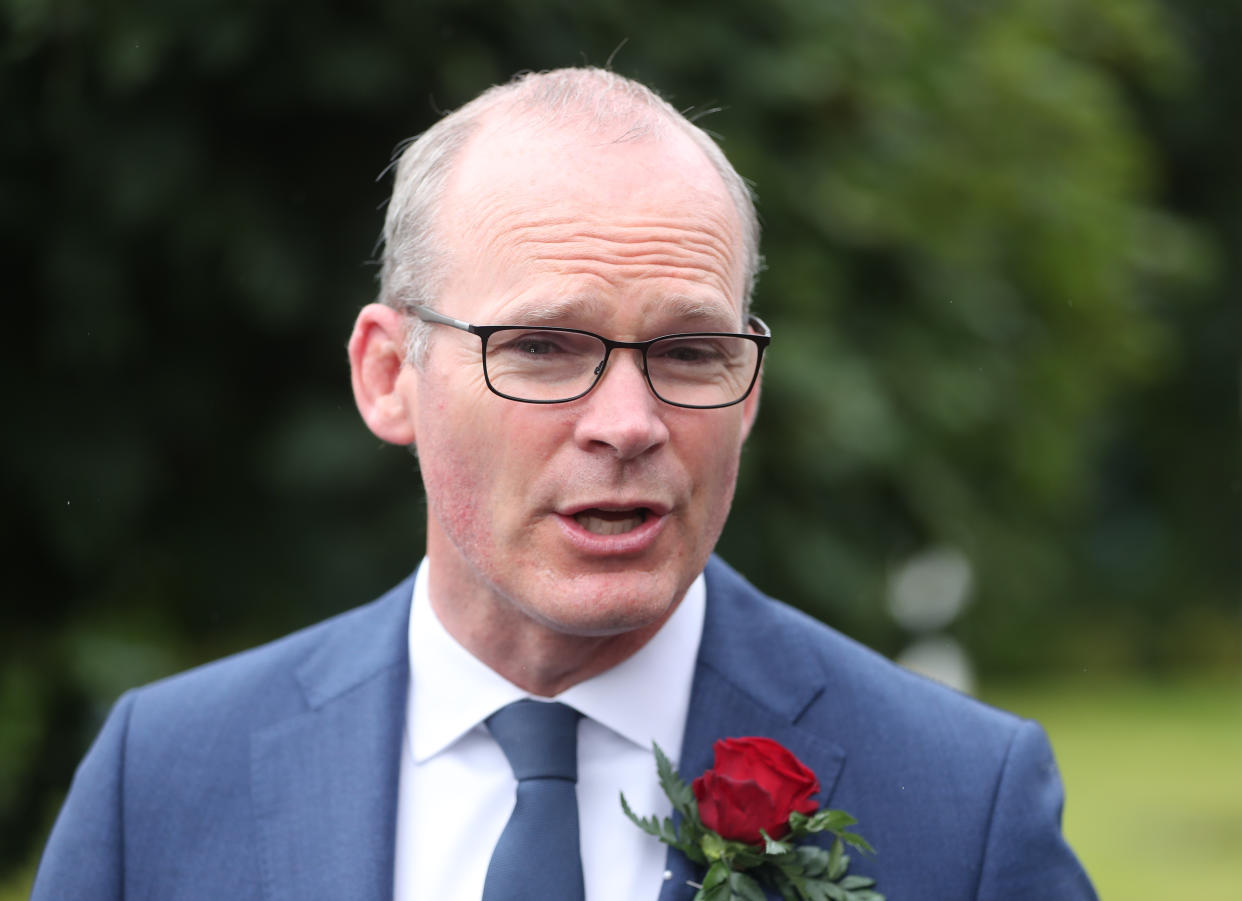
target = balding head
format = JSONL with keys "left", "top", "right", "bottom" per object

{"left": 377, "top": 68, "right": 761, "bottom": 363}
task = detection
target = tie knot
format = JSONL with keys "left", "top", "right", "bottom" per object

{"left": 486, "top": 700, "right": 582, "bottom": 782}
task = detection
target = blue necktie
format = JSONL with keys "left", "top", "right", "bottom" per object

{"left": 482, "top": 700, "right": 585, "bottom": 901}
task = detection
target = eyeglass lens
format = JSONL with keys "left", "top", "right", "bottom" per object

{"left": 482, "top": 329, "right": 760, "bottom": 407}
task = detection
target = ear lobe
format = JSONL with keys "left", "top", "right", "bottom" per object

{"left": 348, "top": 303, "right": 417, "bottom": 446}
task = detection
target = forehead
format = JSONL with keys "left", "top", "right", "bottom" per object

{"left": 434, "top": 120, "right": 747, "bottom": 327}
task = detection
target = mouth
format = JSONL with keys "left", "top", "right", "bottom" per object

{"left": 572, "top": 508, "right": 650, "bottom": 536}
{"left": 557, "top": 501, "right": 670, "bottom": 555}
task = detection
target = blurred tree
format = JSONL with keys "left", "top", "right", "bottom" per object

{"left": 1, "top": 0, "right": 1235, "bottom": 877}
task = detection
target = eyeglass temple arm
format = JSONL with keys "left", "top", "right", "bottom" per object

{"left": 412, "top": 304, "right": 475, "bottom": 334}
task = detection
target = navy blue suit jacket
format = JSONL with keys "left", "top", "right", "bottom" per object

{"left": 34, "top": 557, "right": 1095, "bottom": 899}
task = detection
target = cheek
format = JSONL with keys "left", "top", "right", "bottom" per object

{"left": 703, "top": 458, "right": 741, "bottom": 534}
{"left": 682, "top": 419, "right": 747, "bottom": 531}
{"left": 689, "top": 416, "right": 746, "bottom": 485}
{"left": 418, "top": 441, "right": 488, "bottom": 552}
{"left": 415, "top": 390, "right": 501, "bottom": 540}
{"left": 415, "top": 392, "right": 557, "bottom": 545}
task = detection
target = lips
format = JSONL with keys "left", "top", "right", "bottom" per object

{"left": 573, "top": 508, "right": 649, "bottom": 535}
{"left": 555, "top": 502, "right": 668, "bottom": 556}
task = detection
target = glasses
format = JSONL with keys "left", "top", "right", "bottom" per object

{"left": 411, "top": 304, "right": 770, "bottom": 409}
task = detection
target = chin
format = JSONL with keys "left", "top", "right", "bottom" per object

{"left": 525, "top": 572, "right": 685, "bottom": 638}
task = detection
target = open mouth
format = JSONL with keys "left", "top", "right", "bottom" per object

{"left": 573, "top": 508, "right": 650, "bottom": 536}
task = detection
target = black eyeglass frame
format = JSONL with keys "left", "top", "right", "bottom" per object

{"left": 410, "top": 304, "right": 771, "bottom": 409}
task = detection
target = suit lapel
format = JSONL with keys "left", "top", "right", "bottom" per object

{"left": 250, "top": 580, "right": 412, "bottom": 901}
{"left": 243, "top": 563, "right": 840, "bottom": 901}
{"left": 658, "top": 559, "right": 847, "bottom": 901}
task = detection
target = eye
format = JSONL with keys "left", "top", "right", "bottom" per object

{"left": 513, "top": 335, "right": 560, "bottom": 355}
{"left": 494, "top": 331, "right": 571, "bottom": 356}
{"left": 490, "top": 329, "right": 600, "bottom": 360}
{"left": 653, "top": 337, "right": 728, "bottom": 364}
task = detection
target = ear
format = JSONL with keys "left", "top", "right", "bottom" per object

{"left": 348, "top": 303, "right": 417, "bottom": 446}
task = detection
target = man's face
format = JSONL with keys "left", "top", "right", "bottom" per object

{"left": 403, "top": 121, "right": 759, "bottom": 639}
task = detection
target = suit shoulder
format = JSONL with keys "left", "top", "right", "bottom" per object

{"left": 122, "top": 575, "right": 413, "bottom": 733}
{"left": 703, "top": 557, "right": 1023, "bottom": 747}
{"left": 701, "top": 558, "right": 1094, "bottom": 898}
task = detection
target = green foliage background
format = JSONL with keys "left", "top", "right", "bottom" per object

{"left": 2, "top": 0, "right": 1238, "bottom": 879}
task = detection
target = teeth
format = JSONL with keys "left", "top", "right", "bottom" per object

{"left": 574, "top": 510, "right": 646, "bottom": 535}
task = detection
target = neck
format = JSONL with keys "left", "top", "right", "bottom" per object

{"left": 423, "top": 559, "right": 677, "bottom": 697}
{"left": 429, "top": 587, "right": 671, "bottom": 697}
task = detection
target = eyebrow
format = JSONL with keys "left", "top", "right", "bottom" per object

{"left": 503, "top": 297, "right": 606, "bottom": 324}
{"left": 503, "top": 296, "right": 741, "bottom": 331}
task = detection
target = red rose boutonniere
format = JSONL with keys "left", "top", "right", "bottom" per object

{"left": 622, "top": 737, "right": 883, "bottom": 901}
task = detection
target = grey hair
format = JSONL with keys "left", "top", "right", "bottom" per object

{"left": 377, "top": 67, "right": 762, "bottom": 364}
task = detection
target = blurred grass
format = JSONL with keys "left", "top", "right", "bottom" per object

{"left": 4, "top": 675, "right": 1238, "bottom": 899}
{"left": 0, "top": 858, "right": 33, "bottom": 901}
{"left": 984, "top": 675, "right": 1242, "bottom": 899}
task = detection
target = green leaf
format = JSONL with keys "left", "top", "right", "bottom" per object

{"left": 800, "top": 883, "right": 829, "bottom": 901}
{"left": 620, "top": 792, "right": 663, "bottom": 838}
{"left": 839, "top": 832, "right": 876, "bottom": 855}
{"left": 840, "top": 875, "right": 876, "bottom": 890}
{"left": 827, "top": 838, "right": 845, "bottom": 880}
{"left": 805, "top": 809, "right": 858, "bottom": 834}
{"left": 654, "top": 741, "right": 699, "bottom": 823}
{"left": 762, "top": 829, "right": 794, "bottom": 856}
{"left": 794, "top": 844, "right": 831, "bottom": 877}
{"left": 803, "top": 880, "right": 847, "bottom": 901}
{"left": 682, "top": 843, "right": 709, "bottom": 866}
{"left": 621, "top": 789, "right": 708, "bottom": 863}
{"left": 727, "top": 842, "right": 771, "bottom": 870}
{"left": 728, "top": 871, "right": 767, "bottom": 901}
{"left": 771, "top": 869, "right": 801, "bottom": 901}
{"left": 701, "top": 830, "right": 728, "bottom": 861}
{"left": 821, "top": 882, "right": 848, "bottom": 901}
{"left": 697, "top": 861, "right": 733, "bottom": 900}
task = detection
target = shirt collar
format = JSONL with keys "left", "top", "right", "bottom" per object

{"left": 407, "top": 559, "right": 705, "bottom": 766}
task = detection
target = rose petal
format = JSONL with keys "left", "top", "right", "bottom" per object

{"left": 694, "top": 737, "right": 822, "bottom": 845}
{"left": 694, "top": 772, "right": 781, "bottom": 844}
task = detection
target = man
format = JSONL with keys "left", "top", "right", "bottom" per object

{"left": 34, "top": 68, "right": 1095, "bottom": 900}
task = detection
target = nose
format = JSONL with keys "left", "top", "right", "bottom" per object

{"left": 572, "top": 349, "right": 670, "bottom": 461}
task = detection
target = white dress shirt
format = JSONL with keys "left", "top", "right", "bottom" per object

{"left": 393, "top": 559, "right": 705, "bottom": 901}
